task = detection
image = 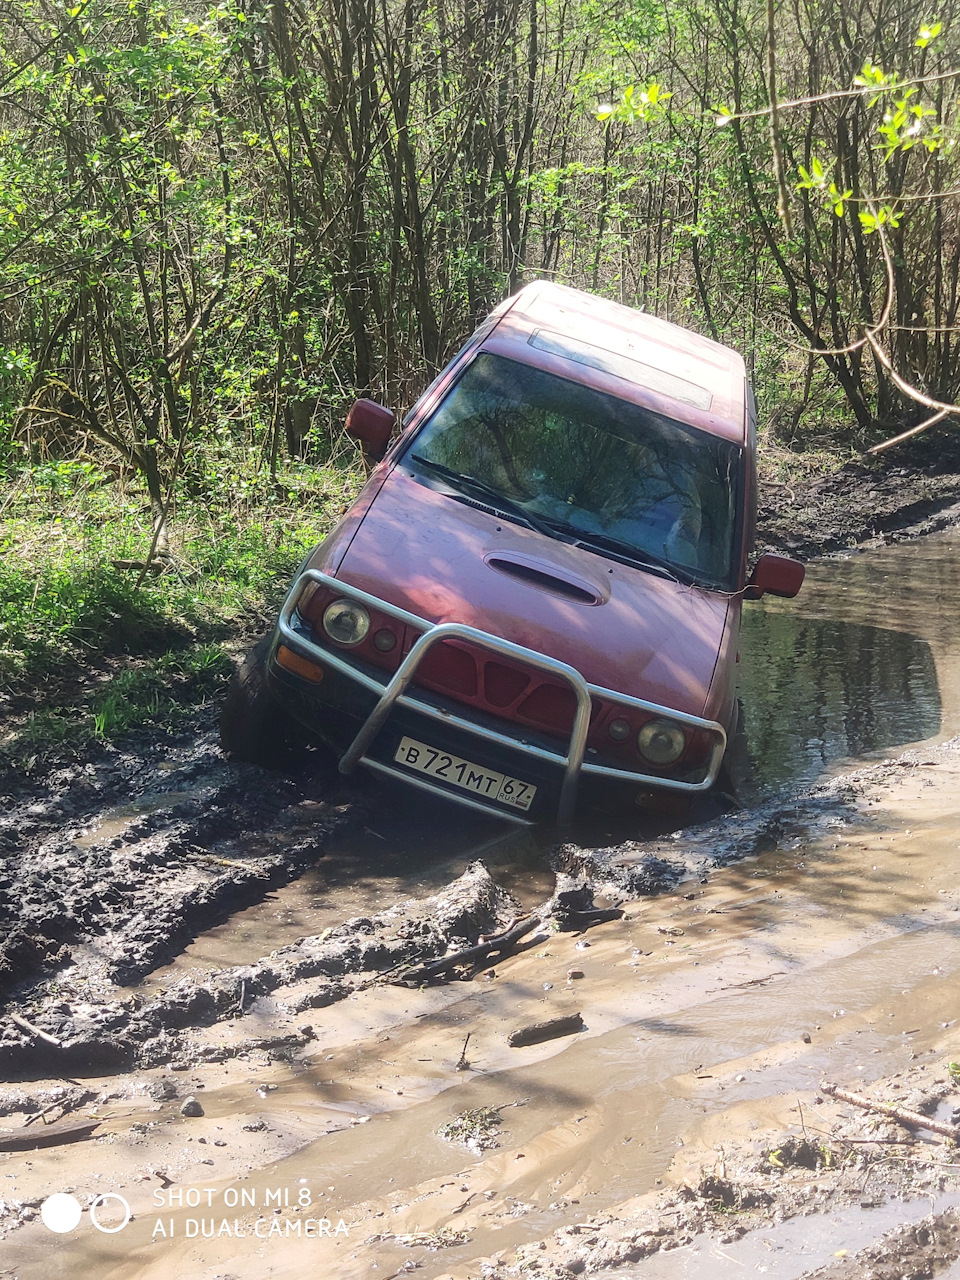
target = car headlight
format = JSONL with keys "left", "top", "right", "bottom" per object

{"left": 637, "top": 719, "right": 686, "bottom": 765}
{"left": 322, "top": 598, "right": 370, "bottom": 646}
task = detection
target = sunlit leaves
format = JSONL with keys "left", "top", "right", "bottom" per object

{"left": 858, "top": 205, "right": 902, "bottom": 233}
{"left": 796, "top": 157, "right": 852, "bottom": 217}
{"left": 852, "top": 59, "right": 944, "bottom": 157}
{"left": 596, "top": 82, "right": 672, "bottom": 125}
{"left": 916, "top": 20, "right": 943, "bottom": 47}
{"left": 877, "top": 91, "right": 943, "bottom": 157}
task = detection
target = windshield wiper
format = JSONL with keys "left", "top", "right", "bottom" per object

{"left": 411, "top": 456, "right": 703, "bottom": 584}
{"left": 410, "top": 456, "right": 570, "bottom": 541}
{"left": 534, "top": 517, "right": 698, "bottom": 584}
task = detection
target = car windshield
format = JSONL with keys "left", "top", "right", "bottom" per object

{"left": 405, "top": 353, "right": 742, "bottom": 590}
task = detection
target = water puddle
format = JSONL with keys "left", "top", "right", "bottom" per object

{"left": 72, "top": 792, "right": 198, "bottom": 848}
{"left": 739, "top": 528, "right": 960, "bottom": 796}
{"left": 618, "top": 1193, "right": 958, "bottom": 1278}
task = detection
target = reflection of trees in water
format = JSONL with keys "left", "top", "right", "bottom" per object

{"left": 413, "top": 354, "right": 739, "bottom": 582}
{"left": 737, "top": 611, "right": 941, "bottom": 793}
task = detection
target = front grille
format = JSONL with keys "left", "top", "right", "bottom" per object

{"left": 408, "top": 637, "right": 595, "bottom": 742}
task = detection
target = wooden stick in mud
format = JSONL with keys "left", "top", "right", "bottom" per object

{"left": 0, "top": 1118, "right": 101, "bottom": 1151}
{"left": 23, "top": 1101, "right": 65, "bottom": 1127}
{"left": 399, "top": 915, "right": 544, "bottom": 984}
{"left": 456, "top": 1033, "right": 472, "bottom": 1071}
{"left": 508, "top": 1013, "right": 584, "bottom": 1047}
{"left": 9, "top": 1013, "right": 63, "bottom": 1048}
{"left": 820, "top": 1081, "right": 960, "bottom": 1141}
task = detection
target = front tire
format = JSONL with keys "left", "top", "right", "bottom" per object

{"left": 220, "top": 636, "right": 305, "bottom": 769}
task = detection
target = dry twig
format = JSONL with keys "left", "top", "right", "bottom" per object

{"left": 821, "top": 1080, "right": 960, "bottom": 1141}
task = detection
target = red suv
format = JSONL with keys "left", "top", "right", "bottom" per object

{"left": 221, "top": 282, "right": 803, "bottom": 824}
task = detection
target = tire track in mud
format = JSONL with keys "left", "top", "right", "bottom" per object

{"left": 0, "top": 718, "right": 359, "bottom": 1068}
{"left": 0, "top": 862, "right": 521, "bottom": 1077}
{"left": 0, "top": 710, "right": 877, "bottom": 1081}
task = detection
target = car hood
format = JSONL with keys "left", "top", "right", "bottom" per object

{"left": 321, "top": 469, "right": 733, "bottom": 718}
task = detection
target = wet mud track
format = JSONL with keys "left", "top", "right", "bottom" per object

{"left": 0, "top": 698, "right": 864, "bottom": 1086}
{"left": 2, "top": 736, "right": 960, "bottom": 1279}
{"left": 0, "top": 728, "right": 363, "bottom": 1071}
{"left": 3, "top": 526, "right": 960, "bottom": 1278}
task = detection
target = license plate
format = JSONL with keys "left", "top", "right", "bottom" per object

{"left": 393, "top": 736, "right": 537, "bottom": 812}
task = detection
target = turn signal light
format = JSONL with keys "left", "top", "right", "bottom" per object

{"left": 276, "top": 645, "right": 325, "bottom": 683}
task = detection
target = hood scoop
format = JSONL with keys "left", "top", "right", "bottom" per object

{"left": 484, "top": 552, "right": 605, "bottom": 605}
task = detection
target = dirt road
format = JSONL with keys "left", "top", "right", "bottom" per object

{"left": 2, "top": 724, "right": 960, "bottom": 1278}
{"left": 3, "top": 511, "right": 960, "bottom": 1279}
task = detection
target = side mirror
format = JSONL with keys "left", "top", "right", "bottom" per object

{"left": 345, "top": 399, "right": 395, "bottom": 467}
{"left": 745, "top": 552, "right": 805, "bottom": 599}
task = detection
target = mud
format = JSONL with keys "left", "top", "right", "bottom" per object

{"left": 4, "top": 460, "right": 960, "bottom": 1277}
{"left": 503, "top": 1049, "right": 960, "bottom": 1279}
{"left": 0, "top": 726, "right": 890, "bottom": 1082}
{"left": 0, "top": 859, "right": 524, "bottom": 1079}
{"left": 1, "top": 733, "right": 959, "bottom": 1279}
{"left": 0, "top": 729, "right": 357, "bottom": 1002}
{"left": 757, "top": 425, "right": 960, "bottom": 559}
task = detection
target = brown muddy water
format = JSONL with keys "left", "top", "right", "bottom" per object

{"left": 737, "top": 528, "right": 959, "bottom": 793}
{"left": 3, "top": 529, "right": 960, "bottom": 1279}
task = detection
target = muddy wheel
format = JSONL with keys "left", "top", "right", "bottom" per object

{"left": 716, "top": 699, "right": 754, "bottom": 802}
{"left": 220, "top": 636, "right": 305, "bottom": 769}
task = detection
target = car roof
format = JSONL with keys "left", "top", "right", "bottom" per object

{"left": 478, "top": 280, "right": 748, "bottom": 446}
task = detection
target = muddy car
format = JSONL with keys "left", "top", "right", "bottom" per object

{"left": 221, "top": 281, "right": 804, "bottom": 824}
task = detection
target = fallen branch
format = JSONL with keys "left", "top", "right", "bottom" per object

{"left": 397, "top": 915, "right": 544, "bottom": 985}
{"left": 23, "top": 1100, "right": 66, "bottom": 1128}
{"left": 9, "top": 1013, "right": 63, "bottom": 1048}
{"left": 821, "top": 1081, "right": 960, "bottom": 1141}
{"left": 563, "top": 907, "right": 623, "bottom": 930}
{"left": 508, "top": 1013, "right": 584, "bottom": 1047}
{"left": 0, "top": 1117, "right": 101, "bottom": 1151}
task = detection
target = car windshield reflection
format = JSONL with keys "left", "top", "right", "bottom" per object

{"left": 405, "top": 353, "right": 742, "bottom": 590}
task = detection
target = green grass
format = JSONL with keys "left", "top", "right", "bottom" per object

{"left": 0, "top": 456, "right": 364, "bottom": 768}
{"left": 6, "top": 646, "right": 234, "bottom": 769}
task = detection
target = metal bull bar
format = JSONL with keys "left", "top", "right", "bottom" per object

{"left": 277, "top": 570, "right": 727, "bottom": 825}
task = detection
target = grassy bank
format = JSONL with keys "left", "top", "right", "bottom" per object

{"left": 0, "top": 459, "right": 364, "bottom": 771}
